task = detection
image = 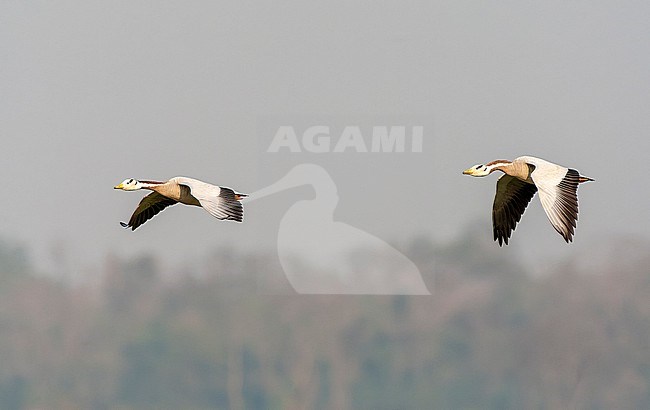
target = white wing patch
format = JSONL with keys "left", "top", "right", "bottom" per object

{"left": 199, "top": 188, "right": 244, "bottom": 221}
{"left": 174, "top": 177, "right": 245, "bottom": 222}
{"left": 531, "top": 168, "right": 580, "bottom": 242}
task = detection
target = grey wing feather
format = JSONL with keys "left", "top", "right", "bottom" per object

{"left": 174, "top": 177, "right": 245, "bottom": 223}
{"left": 545, "top": 169, "right": 580, "bottom": 242}
{"left": 199, "top": 187, "right": 245, "bottom": 222}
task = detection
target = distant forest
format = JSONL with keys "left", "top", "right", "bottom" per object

{"left": 0, "top": 230, "right": 649, "bottom": 409}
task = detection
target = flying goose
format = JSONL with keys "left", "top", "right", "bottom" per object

{"left": 463, "top": 156, "right": 593, "bottom": 245}
{"left": 114, "top": 177, "right": 247, "bottom": 230}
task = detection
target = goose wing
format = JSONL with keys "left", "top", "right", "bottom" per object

{"left": 120, "top": 192, "right": 178, "bottom": 231}
{"left": 174, "top": 177, "right": 245, "bottom": 222}
{"left": 530, "top": 166, "right": 580, "bottom": 242}
{"left": 492, "top": 174, "right": 538, "bottom": 246}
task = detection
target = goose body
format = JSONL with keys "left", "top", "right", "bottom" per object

{"left": 114, "top": 177, "right": 247, "bottom": 230}
{"left": 463, "top": 156, "right": 593, "bottom": 245}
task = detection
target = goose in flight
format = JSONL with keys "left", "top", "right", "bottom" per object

{"left": 114, "top": 177, "right": 247, "bottom": 230}
{"left": 463, "top": 156, "right": 593, "bottom": 245}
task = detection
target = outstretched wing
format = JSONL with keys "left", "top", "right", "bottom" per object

{"left": 120, "top": 192, "right": 178, "bottom": 231}
{"left": 492, "top": 174, "right": 538, "bottom": 246}
{"left": 174, "top": 177, "right": 245, "bottom": 222}
{"left": 532, "top": 168, "right": 580, "bottom": 243}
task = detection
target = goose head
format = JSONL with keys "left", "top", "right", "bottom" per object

{"left": 114, "top": 178, "right": 142, "bottom": 191}
{"left": 462, "top": 163, "right": 491, "bottom": 177}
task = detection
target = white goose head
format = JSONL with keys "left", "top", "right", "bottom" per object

{"left": 114, "top": 178, "right": 142, "bottom": 191}
{"left": 462, "top": 163, "right": 490, "bottom": 177}
{"left": 462, "top": 160, "right": 511, "bottom": 177}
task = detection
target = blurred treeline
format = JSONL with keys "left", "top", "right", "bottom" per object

{"left": 0, "top": 230, "right": 649, "bottom": 410}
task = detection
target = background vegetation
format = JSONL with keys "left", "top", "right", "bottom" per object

{"left": 0, "top": 231, "right": 649, "bottom": 409}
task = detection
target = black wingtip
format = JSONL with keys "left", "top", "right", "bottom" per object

{"left": 120, "top": 221, "right": 129, "bottom": 228}
{"left": 218, "top": 188, "right": 245, "bottom": 223}
{"left": 494, "top": 230, "right": 508, "bottom": 247}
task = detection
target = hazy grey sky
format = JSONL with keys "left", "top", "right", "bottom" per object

{"left": 2, "top": 2, "right": 649, "bottom": 275}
